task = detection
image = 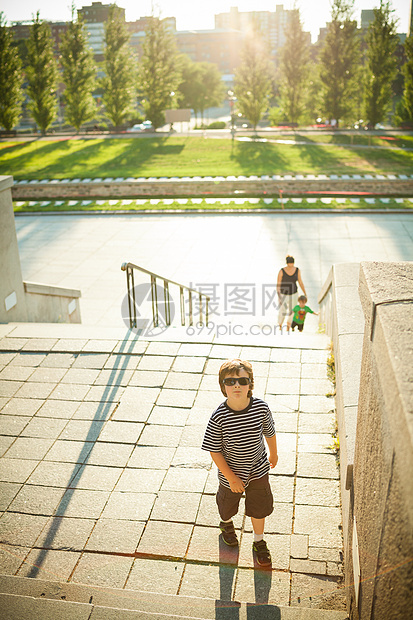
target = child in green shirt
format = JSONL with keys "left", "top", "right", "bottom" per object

{"left": 287, "top": 295, "right": 318, "bottom": 332}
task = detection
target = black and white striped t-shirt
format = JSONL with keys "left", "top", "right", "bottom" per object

{"left": 202, "top": 396, "right": 276, "bottom": 489}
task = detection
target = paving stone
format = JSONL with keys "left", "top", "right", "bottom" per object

{"left": 300, "top": 363, "right": 328, "bottom": 379}
{"left": 0, "top": 353, "right": 18, "bottom": 365}
{"left": 291, "top": 534, "right": 309, "bottom": 559}
{"left": 178, "top": 343, "right": 212, "bottom": 357}
{"left": 58, "top": 419, "right": 105, "bottom": 442}
{"left": 121, "top": 385, "right": 160, "bottom": 404}
{"left": 294, "top": 505, "right": 343, "bottom": 548}
{"left": 40, "top": 353, "right": 77, "bottom": 368}
{"left": 290, "top": 573, "right": 346, "bottom": 609}
{"left": 102, "top": 491, "right": 156, "bottom": 520}
{"left": 295, "top": 477, "right": 341, "bottom": 507}
{"left": 0, "top": 482, "right": 22, "bottom": 511}
{"left": 112, "top": 400, "right": 153, "bottom": 422}
{"left": 128, "top": 445, "right": 176, "bottom": 469}
{"left": 128, "top": 370, "right": 167, "bottom": 387}
{"left": 156, "top": 388, "right": 197, "bottom": 408}
{"left": 264, "top": 394, "right": 299, "bottom": 413}
{"left": 178, "top": 425, "right": 205, "bottom": 447}
{"left": 61, "top": 368, "right": 100, "bottom": 384}
{"left": 0, "top": 436, "right": 15, "bottom": 458}
{"left": 21, "top": 417, "right": 68, "bottom": 439}
{"left": 179, "top": 562, "right": 223, "bottom": 599}
{"left": 186, "top": 406, "right": 211, "bottom": 426}
{"left": 72, "top": 353, "right": 110, "bottom": 369}
{"left": 0, "top": 380, "right": 24, "bottom": 398}
{"left": 115, "top": 468, "right": 166, "bottom": 493}
{"left": 297, "top": 453, "right": 339, "bottom": 479}
{"left": 27, "top": 367, "right": 67, "bottom": 383}
{"left": 35, "top": 399, "right": 79, "bottom": 419}
{"left": 270, "top": 449, "right": 296, "bottom": 475}
{"left": 172, "top": 446, "right": 211, "bottom": 469}
{"left": 17, "top": 548, "right": 81, "bottom": 580}
{"left": 51, "top": 383, "right": 91, "bottom": 401}
{"left": 96, "top": 421, "right": 142, "bottom": 444}
{"left": 0, "top": 458, "right": 38, "bottom": 483}
{"left": 22, "top": 338, "right": 58, "bottom": 352}
{"left": 28, "top": 462, "right": 81, "bottom": 489}
{"left": 71, "top": 553, "right": 134, "bottom": 588}
{"left": 73, "top": 401, "right": 116, "bottom": 420}
{"left": 145, "top": 342, "right": 180, "bottom": 356}
{"left": 147, "top": 405, "right": 190, "bottom": 426}
{"left": 299, "top": 395, "right": 335, "bottom": 413}
{"left": 298, "top": 412, "right": 336, "bottom": 434}
{"left": 0, "top": 415, "right": 30, "bottom": 436}
{"left": 55, "top": 488, "right": 110, "bottom": 518}
{"left": 93, "top": 368, "right": 134, "bottom": 387}
{"left": 152, "top": 490, "right": 202, "bottom": 523}
{"left": 4, "top": 437, "right": 55, "bottom": 460}
{"left": 161, "top": 467, "right": 207, "bottom": 493}
{"left": 137, "top": 355, "right": 175, "bottom": 371}
{"left": 14, "top": 381, "right": 57, "bottom": 400}
{"left": 0, "top": 512, "right": 49, "bottom": 546}
{"left": 238, "top": 532, "right": 290, "bottom": 570}
{"left": 69, "top": 464, "right": 122, "bottom": 491}
{"left": 0, "top": 366, "right": 35, "bottom": 381}
{"left": 84, "top": 384, "right": 125, "bottom": 402}
{"left": 272, "top": 411, "right": 298, "bottom": 433}
{"left": 164, "top": 372, "right": 202, "bottom": 390}
{"left": 44, "top": 440, "right": 94, "bottom": 464}
{"left": 301, "top": 350, "right": 329, "bottom": 364}
{"left": 86, "top": 442, "right": 134, "bottom": 467}
{"left": 199, "top": 375, "right": 220, "bottom": 391}
{"left": 82, "top": 340, "right": 118, "bottom": 353}
{"left": 138, "top": 424, "right": 182, "bottom": 449}
{"left": 235, "top": 567, "right": 291, "bottom": 606}
{"left": 268, "top": 362, "right": 301, "bottom": 378}
{"left": 103, "top": 354, "right": 141, "bottom": 370}
{"left": 270, "top": 349, "right": 301, "bottom": 363}
{"left": 9, "top": 484, "right": 65, "bottom": 516}
{"left": 9, "top": 353, "right": 45, "bottom": 367}
{"left": 193, "top": 390, "right": 223, "bottom": 410}
{"left": 137, "top": 520, "right": 193, "bottom": 558}
{"left": 172, "top": 356, "right": 206, "bottom": 373}
{"left": 298, "top": 433, "right": 336, "bottom": 454}
{"left": 290, "top": 558, "right": 327, "bottom": 575}
{"left": 204, "top": 358, "right": 223, "bottom": 374}
{"left": 266, "top": 377, "right": 300, "bottom": 395}
{"left": 244, "top": 502, "right": 293, "bottom": 535}
{"left": 85, "top": 519, "right": 145, "bottom": 553}
{"left": 0, "top": 543, "right": 30, "bottom": 574}
{"left": 300, "top": 378, "right": 332, "bottom": 395}
{"left": 125, "top": 558, "right": 184, "bottom": 595}
{"left": 51, "top": 339, "right": 88, "bottom": 352}
{"left": 1, "top": 397, "right": 44, "bottom": 417}
{"left": 240, "top": 347, "right": 272, "bottom": 362}
{"left": 269, "top": 475, "right": 295, "bottom": 503}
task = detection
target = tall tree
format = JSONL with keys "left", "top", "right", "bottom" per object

{"left": 234, "top": 33, "right": 273, "bottom": 131}
{"left": 102, "top": 5, "right": 136, "bottom": 129}
{"left": 280, "top": 8, "right": 310, "bottom": 125}
{"left": 138, "top": 16, "right": 181, "bottom": 130}
{"left": 60, "top": 11, "right": 96, "bottom": 132}
{"left": 363, "top": 1, "right": 398, "bottom": 127}
{"left": 400, "top": 34, "right": 413, "bottom": 123}
{"left": 319, "top": 0, "right": 360, "bottom": 126}
{"left": 0, "top": 12, "right": 24, "bottom": 131}
{"left": 178, "top": 57, "right": 225, "bottom": 125}
{"left": 26, "top": 12, "right": 58, "bottom": 134}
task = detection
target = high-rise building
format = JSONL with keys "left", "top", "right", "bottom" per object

{"left": 78, "top": 2, "right": 124, "bottom": 23}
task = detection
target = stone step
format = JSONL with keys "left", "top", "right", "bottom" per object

{"left": 0, "top": 575, "right": 348, "bottom": 620}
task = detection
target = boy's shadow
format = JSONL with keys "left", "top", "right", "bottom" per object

{"left": 215, "top": 535, "right": 281, "bottom": 620}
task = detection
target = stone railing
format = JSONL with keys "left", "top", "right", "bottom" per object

{"left": 318, "top": 261, "right": 413, "bottom": 619}
{"left": 11, "top": 175, "right": 413, "bottom": 200}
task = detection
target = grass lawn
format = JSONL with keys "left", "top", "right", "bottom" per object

{"left": 13, "top": 197, "right": 413, "bottom": 213}
{"left": 1, "top": 135, "right": 413, "bottom": 180}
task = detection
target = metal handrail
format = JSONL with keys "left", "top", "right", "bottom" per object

{"left": 121, "top": 262, "right": 210, "bottom": 330}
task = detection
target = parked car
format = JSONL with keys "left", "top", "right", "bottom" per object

{"left": 126, "top": 121, "right": 153, "bottom": 132}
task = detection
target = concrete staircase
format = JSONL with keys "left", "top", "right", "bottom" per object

{"left": 0, "top": 575, "right": 348, "bottom": 619}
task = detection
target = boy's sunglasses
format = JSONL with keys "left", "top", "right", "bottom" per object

{"left": 222, "top": 377, "right": 251, "bottom": 386}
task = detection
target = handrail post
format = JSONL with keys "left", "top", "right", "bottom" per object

{"left": 199, "top": 292, "right": 203, "bottom": 325}
{"left": 151, "top": 275, "right": 158, "bottom": 327}
{"left": 180, "top": 287, "right": 185, "bottom": 326}
{"left": 126, "top": 266, "right": 136, "bottom": 329}
{"left": 205, "top": 297, "right": 209, "bottom": 326}
{"left": 188, "top": 290, "right": 193, "bottom": 326}
{"left": 164, "top": 280, "right": 171, "bottom": 325}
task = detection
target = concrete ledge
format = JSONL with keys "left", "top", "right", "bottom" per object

{"left": 24, "top": 281, "right": 81, "bottom": 298}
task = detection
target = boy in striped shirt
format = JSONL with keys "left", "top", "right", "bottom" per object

{"left": 202, "top": 359, "right": 278, "bottom": 567}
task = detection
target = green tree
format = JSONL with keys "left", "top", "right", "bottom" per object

{"left": 363, "top": 1, "right": 398, "bottom": 127}
{"left": 319, "top": 0, "right": 360, "bottom": 126}
{"left": 139, "top": 16, "right": 181, "bottom": 129}
{"left": 280, "top": 8, "right": 310, "bottom": 125}
{"left": 26, "top": 12, "right": 58, "bottom": 134}
{"left": 401, "top": 35, "right": 413, "bottom": 122}
{"left": 234, "top": 33, "right": 273, "bottom": 131}
{"left": 102, "top": 5, "right": 136, "bottom": 129}
{"left": 60, "top": 12, "right": 97, "bottom": 131}
{"left": 178, "top": 57, "right": 225, "bottom": 125}
{"left": 0, "top": 12, "right": 24, "bottom": 130}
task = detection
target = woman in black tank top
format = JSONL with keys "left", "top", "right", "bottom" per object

{"left": 277, "top": 255, "right": 307, "bottom": 331}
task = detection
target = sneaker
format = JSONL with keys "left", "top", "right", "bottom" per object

{"left": 252, "top": 539, "right": 272, "bottom": 567}
{"left": 219, "top": 521, "right": 238, "bottom": 546}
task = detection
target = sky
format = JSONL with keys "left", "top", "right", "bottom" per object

{"left": 1, "top": 0, "right": 411, "bottom": 42}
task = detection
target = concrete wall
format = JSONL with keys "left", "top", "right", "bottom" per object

{"left": 12, "top": 178, "right": 413, "bottom": 200}
{"left": 319, "top": 261, "right": 413, "bottom": 619}
{"left": 0, "top": 175, "right": 82, "bottom": 324}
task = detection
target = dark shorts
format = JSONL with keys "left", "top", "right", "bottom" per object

{"left": 291, "top": 320, "right": 304, "bottom": 332}
{"left": 216, "top": 474, "right": 273, "bottom": 521}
